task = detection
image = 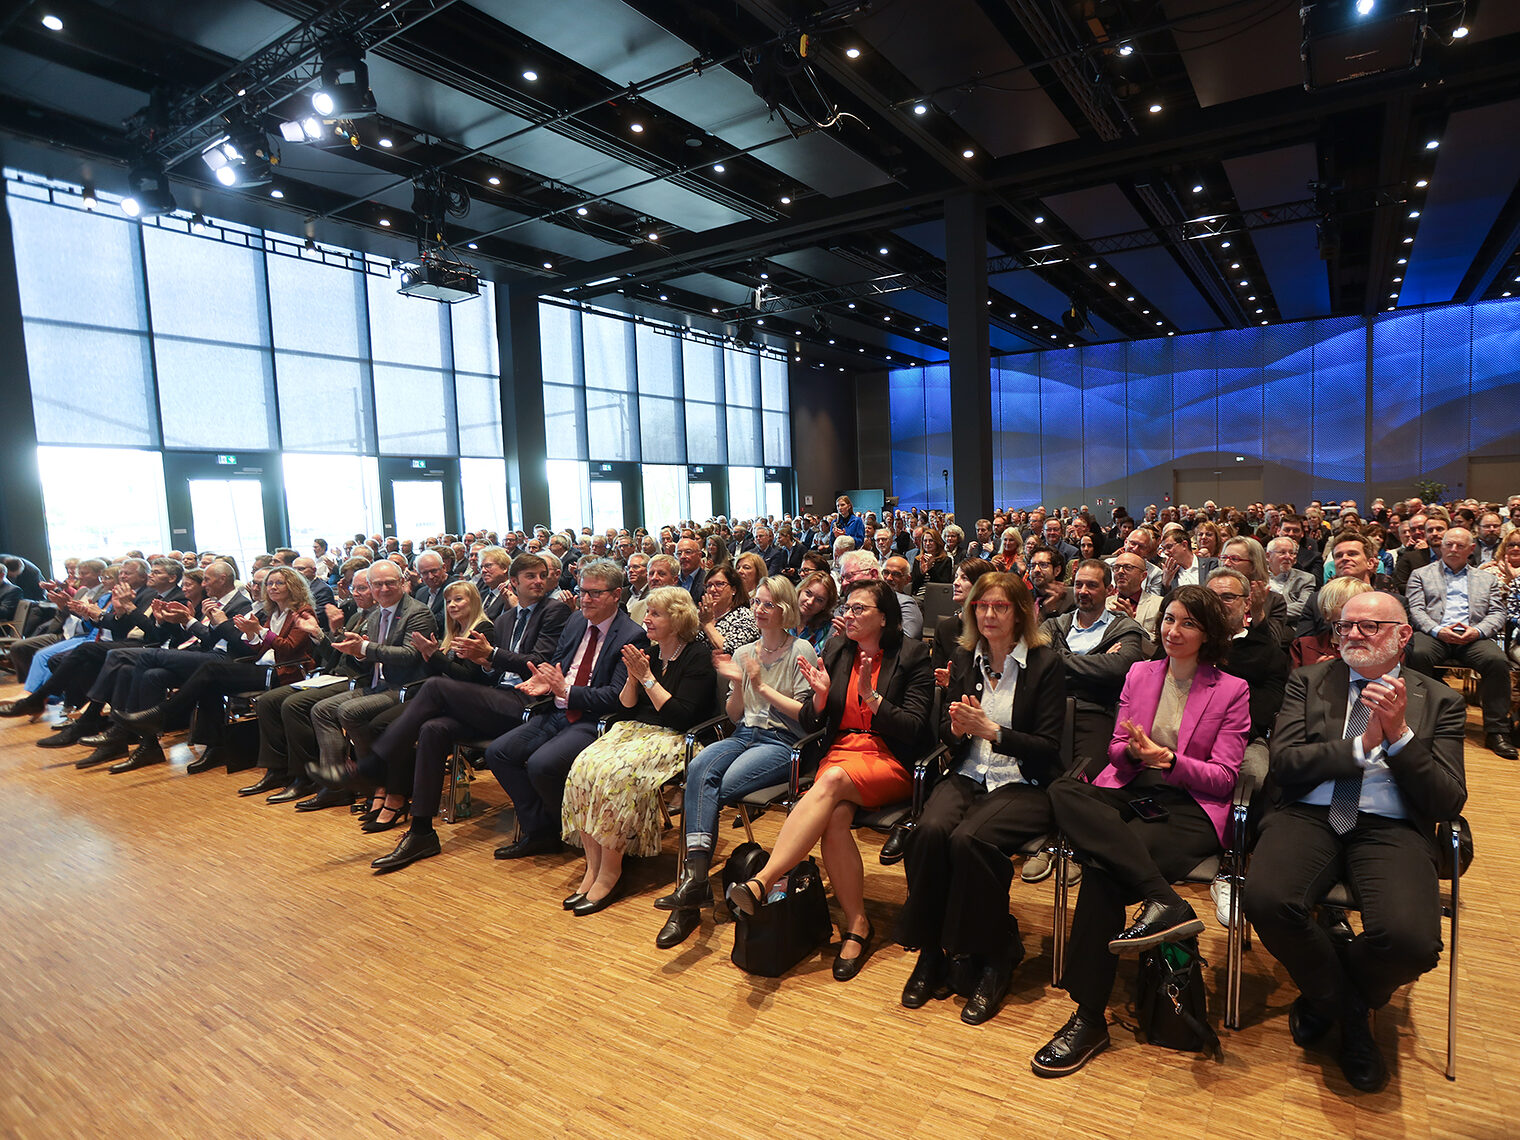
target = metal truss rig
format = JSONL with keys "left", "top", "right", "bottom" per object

{"left": 127, "top": 0, "right": 464, "bottom": 170}
{"left": 712, "top": 191, "right": 1401, "bottom": 320}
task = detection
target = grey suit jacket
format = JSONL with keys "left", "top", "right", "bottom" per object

{"left": 1269, "top": 569, "right": 1318, "bottom": 625}
{"left": 1406, "top": 562, "right": 1504, "bottom": 640}
{"left": 357, "top": 593, "right": 438, "bottom": 687}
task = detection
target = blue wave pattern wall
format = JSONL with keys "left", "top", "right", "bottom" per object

{"left": 889, "top": 297, "right": 1520, "bottom": 508}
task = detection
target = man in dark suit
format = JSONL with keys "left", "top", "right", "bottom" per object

{"left": 1279, "top": 516, "right": 1325, "bottom": 584}
{"left": 294, "top": 556, "right": 338, "bottom": 630}
{"left": 1243, "top": 591, "right": 1467, "bottom": 1093}
{"left": 0, "top": 562, "right": 20, "bottom": 623}
{"left": 478, "top": 547, "right": 514, "bottom": 622}
{"left": 488, "top": 559, "right": 647, "bottom": 859}
{"left": 1157, "top": 524, "right": 1218, "bottom": 593}
{"left": 0, "top": 553, "right": 46, "bottom": 600}
{"left": 411, "top": 549, "right": 450, "bottom": 629}
{"left": 754, "top": 524, "right": 787, "bottom": 577}
{"left": 1391, "top": 511, "right": 1447, "bottom": 594}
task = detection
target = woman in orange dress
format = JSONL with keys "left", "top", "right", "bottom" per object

{"left": 727, "top": 579, "right": 935, "bottom": 981}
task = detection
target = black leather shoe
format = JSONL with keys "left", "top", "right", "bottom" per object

{"left": 185, "top": 747, "right": 227, "bottom": 775}
{"left": 78, "top": 725, "right": 130, "bottom": 747}
{"left": 113, "top": 704, "right": 165, "bottom": 735}
{"left": 267, "top": 778, "right": 317, "bottom": 804}
{"left": 832, "top": 924, "right": 875, "bottom": 981}
{"left": 1108, "top": 899, "right": 1204, "bottom": 954}
{"left": 961, "top": 940, "right": 1025, "bottom": 1026}
{"left": 371, "top": 828, "right": 441, "bottom": 873}
{"left": 38, "top": 719, "right": 100, "bottom": 748}
{"left": 1289, "top": 996, "right": 1335, "bottom": 1047}
{"left": 1486, "top": 733, "right": 1518, "bottom": 760}
{"left": 878, "top": 821, "right": 911, "bottom": 865}
{"left": 571, "top": 879, "right": 624, "bottom": 916}
{"left": 1338, "top": 994, "right": 1387, "bottom": 1093}
{"left": 108, "top": 740, "right": 167, "bottom": 774}
{"left": 901, "top": 947, "right": 949, "bottom": 1010}
{"left": 295, "top": 787, "right": 356, "bottom": 812}
{"left": 75, "top": 739, "right": 131, "bottom": 768}
{"left": 1032, "top": 1013, "right": 1110, "bottom": 1078}
{"left": 493, "top": 833, "right": 563, "bottom": 859}
{"left": 656, "top": 907, "right": 702, "bottom": 949}
{"left": 562, "top": 891, "right": 587, "bottom": 910}
{"left": 654, "top": 872, "right": 713, "bottom": 911}
{"left": 238, "top": 771, "right": 287, "bottom": 796}
{"left": 948, "top": 953, "right": 980, "bottom": 1000}
{"left": 0, "top": 695, "right": 45, "bottom": 718}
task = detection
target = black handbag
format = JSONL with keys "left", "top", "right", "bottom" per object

{"left": 729, "top": 857, "right": 834, "bottom": 978}
{"left": 721, "top": 841, "right": 770, "bottom": 918}
{"left": 1133, "top": 938, "right": 1223, "bottom": 1060}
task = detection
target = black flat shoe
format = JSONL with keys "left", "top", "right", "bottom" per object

{"left": 961, "top": 957, "right": 1019, "bottom": 1026}
{"left": 1032, "top": 1013, "right": 1110, "bottom": 1078}
{"left": 238, "top": 771, "right": 287, "bottom": 796}
{"left": 108, "top": 741, "right": 167, "bottom": 774}
{"left": 0, "top": 695, "right": 45, "bottom": 718}
{"left": 901, "top": 947, "right": 948, "bottom": 1010}
{"left": 1108, "top": 899, "right": 1204, "bottom": 955}
{"left": 1486, "top": 733, "right": 1518, "bottom": 760}
{"left": 725, "top": 877, "right": 764, "bottom": 917}
{"left": 878, "top": 821, "right": 911, "bottom": 865}
{"left": 296, "top": 787, "right": 357, "bottom": 813}
{"left": 267, "top": 778, "right": 316, "bottom": 804}
{"left": 76, "top": 739, "right": 131, "bottom": 768}
{"left": 113, "top": 704, "right": 164, "bottom": 735}
{"left": 655, "top": 907, "right": 702, "bottom": 949}
{"left": 38, "top": 718, "right": 103, "bottom": 748}
{"left": 562, "top": 891, "right": 587, "bottom": 910}
{"left": 654, "top": 872, "right": 713, "bottom": 911}
{"left": 185, "top": 747, "right": 223, "bottom": 775}
{"left": 571, "top": 879, "right": 624, "bottom": 916}
{"left": 493, "top": 834, "right": 563, "bottom": 859}
{"left": 371, "top": 828, "right": 441, "bottom": 873}
{"left": 832, "top": 924, "right": 875, "bottom": 982}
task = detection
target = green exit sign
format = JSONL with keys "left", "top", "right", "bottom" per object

{"left": 216, "top": 454, "right": 237, "bottom": 465}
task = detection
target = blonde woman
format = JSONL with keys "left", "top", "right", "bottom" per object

{"left": 735, "top": 551, "right": 768, "bottom": 598}
{"left": 560, "top": 586, "right": 718, "bottom": 915}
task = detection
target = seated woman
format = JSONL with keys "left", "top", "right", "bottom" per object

{"left": 1031, "top": 585, "right": 1249, "bottom": 1077}
{"left": 992, "top": 529, "right": 1023, "bottom": 574}
{"left": 792, "top": 571, "right": 838, "bottom": 656}
{"left": 653, "top": 576, "right": 819, "bottom": 949}
{"left": 1289, "top": 576, "right": 1370, "bottom": 668}
{"left": 358, "top": 579, "right": 497, "bottom": 844}
{"left": 114, "top": 567, "right": 318, "bottom": 774}
{"left": 897, "top": 572, "right": 1066, "bottom": 1024}
{"left": 703, "top": 535, "right": 730, "bottom": 573}
{"left": 934, "top": 558, "right": 994, "bottom": 667}
{"left": 560, "top": 586, "right": 716, "bottom": 915}
{"left": 726, "top": 579, "right": 934, "bottom": 981}
{"left": 909, "top": 528, "right": 954, "bottom": 596}
{"left": 734, "top": 551, "right": 768, "bottom": 600}
{"left": 20, "top": 564, "right": 121, "bottom": 697}
{"left": 699, "top": 564, "right": 760, "bottom": 656}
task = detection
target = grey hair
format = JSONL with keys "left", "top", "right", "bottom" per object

{"left": 578, "top": 557, "right": 625, "bottom": 592}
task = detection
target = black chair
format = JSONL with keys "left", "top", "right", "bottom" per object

{"left": 919, "top": 583, "right": 956, "bottom": 631}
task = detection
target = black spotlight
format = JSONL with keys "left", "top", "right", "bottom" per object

{"left": 312, "top": 41, "right": 377, "bottom": 118}
{"left": 1061, "top": 299, "right": 1089, "bottom": 334}
{"left": 200, "top": 115, "right": 273, "bottom": 188}
{"left": 121, "top": 159, "right": 177, "bottom": 218}
{"left": 812, "top": 311, "right": 830, "bottom": 334}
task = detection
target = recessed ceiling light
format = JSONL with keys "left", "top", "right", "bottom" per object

{"left": 523, "top": 70, "right": 538, "bottom": 82}
{"left": 1231, "top": 262, "right": 1241, "bottom": 270}
{"left": 1393, "top": 276, "right": 1402, "bottom": 282}
{"left": 647, "top": 232, "right": 659, "bottom": 241}
{"left": 1051, "top": 333, "right": 1058, "bottom": 339}
{"left": 847, "top": 302, "right": 856, "bottom": 309}
{"left": 883, "top": 315, "right": 891, "bottom": 321}
{"left": 758, "top": 272, "right": 768, "bottom": 280}
{"left": 878, "top": 246, "right": 889, "bottom": 255}
{"left": 1126, "top": 296, "right": 1134, "bottom": 302}
{"left": 1108, "top": 281, "right": 1117, "bottom": 287}
{"left": 1155, "top": 320, "right": 1163, "bottom": 326}
{"left": 942, "top": 336, "right": 948, "bottom": 342}
{"left": 1425, "top": 139, "right": 1439, "bottom": 150}
{"left": 962, "top": 148, "right": 975, "bottom": 159}
{"left": 914, "top": 326, "right": 922, "bottom": 332}
{"left": 1142, "top": 309, "right": 1150, "bottom": 314}
{"left": 713, "top": 163, "right": 725, "bottom": 173}
{"left": 1403, "top": 236, "right": 1414, "bottom": 243}
{"left": 269, "top": 189, "right": 284, "bottom": 199}
{"left": 1149, "top": 103, "right": 1162, "bottom": 114}
{"left": 711, "top": 307, "right": 719, "bottom": 313}
{"left": 845, "top": 47, "right": 861, "bottom": 59}
{"left": 1192, "top": 185, "right": 1203, "bottom": 194}
{"left": 379, "top": 218, "right": 391, "bottom": 227}
{"left": 1398, "top": 258, "right": 1407, "bottom": 264}
{"left": 1415, "top": 179, "right": 1428, "bottom": 188}
{"left": 1088, "top": 262, "right": 1098, "bottom": 269}
{"left": 1390, "top": 292, "right": 1398, "bottom": 299}
{"left": 630, "top": 123, "right": 644, "bottom": 133}
{"left": 660, "top": 293, "right": 668, "bottom": 300}
{"left": 576, "top": 206, "right": 588, "bottom": 216}
{"left": 1248, "top": 295, "right": 1256, "bottom": 301}
{"left": 1409, "top": 209, "right": 1421, "bottom": 218}
{"left": 1034, "top": 215, "right": 1045, "bottom": 224}
{"left": 488, "top": 176, "right": 501, "bottom": 186}
{"left": 543, "top": 261, "right": 553, "bottom": 269}
{"left": 1220, "top": 241, "right": 1231, "bottom": 248}
{"left": 1168, "top": 330, "right": 1175, "bottom": 336}
{"left": 756, "top": 319, "right": 764, "bottom": 325}
{"left": 41, "top": 14, "right": 63, "bottom": 31}
{"left": 1453, "top": 25, "right": 1469, "bottom": 37}
{"left": 828, "top": 339, "right": 835, "bottom": 344}
{"left": 378, "top": 137, "right": 393, "bottom": 148}
{"left": 468, "top": 243, "right": 478, "bottom": 250}
{"left": 913, "top": 104, "right": 927, "bottom": 116}
{"left": 780, "top": 195, "right": 791, "bottom": 205}
{"left": 1238, "top": 279, "right": 1248, "bottom": 286}
{"left": 1118, "top": 43, "right": 1134, "bottom": 56}
{"left": 1009, "top": 312, "right": 1016, "bottom": 318}
{"left": 1261, "top": 320, "right": 1268, "bottom": 325}
{"left": 1256, "top": 307, "right": 1264, "bottom": 314}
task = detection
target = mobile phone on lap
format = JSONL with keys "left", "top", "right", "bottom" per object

{"left": 1128, "top": 796, "right": 1170, "bottom": 823}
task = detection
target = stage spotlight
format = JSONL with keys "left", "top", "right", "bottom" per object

{"left": 121, "top": 159, "right": 177, "bottom": 218}
{"left": 200, "top": 119, "right": 272, "bottom": 187}
{"left": 1061, "top": 299, "right": 1089, "bottom": 334}
{"left": 280, "top": 116, "right": 325, "bottom": 143}
{"left": 312, "top": 42, "right": 377, "bottom": 118}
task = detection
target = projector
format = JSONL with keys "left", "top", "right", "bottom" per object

{"left": 1301, "top": 1, "right": 1427, "bottom": 91}
{"left": 397, "top": 258, "right": 479, "bottom": 303}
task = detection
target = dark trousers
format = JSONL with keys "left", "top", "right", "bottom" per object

{"left": 1405, "top": 632, "right": 1512, "bottom": 735}
{"left": 1242, "top": 802, "right": 1441, "bottom": 1013}
{"left": 126, "top": 648, "right": 218, "bottom": 713}
{"left": 369, "top": 677, "right": 527, "bottom": 820}
{"left": 254, "top": 681, "right": 343, "bottom": 778}
{"left": 91, "top": 645, "right": 155, "bottom": 708}
{"left": 485, "top": 710, "right": 596, "bottom": 839}
{"left": 9, "top": 632, "right": 60, "bottom": 677}
{"left": 1048, "top": 776, "right": 1219, "bottom": 1012}
{"left": 159, "top": 658, "right": 275, "bottom": 745}
{"left": 36, "top": 640, "right": 111, "bottom": 705}
{"left": 897, "top": 774, "right": 1053, "bottom": 961}
{"left": 1073, "top": 705, "right": 1118, "bottom": 780}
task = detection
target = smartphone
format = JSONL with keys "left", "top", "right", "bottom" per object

{"left": 1128, "top": 796, "right": 1170, "bottom": 823}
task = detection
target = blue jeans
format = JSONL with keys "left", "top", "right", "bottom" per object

{"left": 683, "top": 725, "right": 796, "bottom": 851}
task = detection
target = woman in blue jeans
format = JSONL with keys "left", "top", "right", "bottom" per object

{"left": 653, "top": 575, "right": 819, "bottom": 949}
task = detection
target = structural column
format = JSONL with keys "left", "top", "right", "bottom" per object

{"left": 0, "top": 181, "right": 48, "bottom": 564}
{"left": 499, "top": 282, "right": 551, "bottom": 530}
{"left": 945, "top": 191, "right": 993, "bottom": 518}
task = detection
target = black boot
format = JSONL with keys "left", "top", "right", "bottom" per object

{"left": 654, "top": 849, "right": 713, "bottom": 911}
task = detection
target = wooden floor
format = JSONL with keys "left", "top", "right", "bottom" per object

{"left": 1, "top": 682, "right": 1517, "bottom": 1140}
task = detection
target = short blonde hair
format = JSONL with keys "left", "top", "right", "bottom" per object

{"left": 1318, "top": 575, "right": 1372, "bottom": 623}
{"left": 735, "top": 551, "right": 768, "bottom": 592}
{"left": 644, "top": 585, "right": 700, "bottom": 643}
{"left": 754, "top": 575, "right": 800, "bottom": 629}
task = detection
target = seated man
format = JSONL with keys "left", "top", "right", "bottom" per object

{"left": 1157, "top": 523, "right": 1216, "bottom": 593}
{"left": 1391, "top": 509, "right": 1448, "bottom": 594}
{"left": 487, "top": 559, "right": 645, "bottom": 859}
{"left": 1243, "top": 591, "right": 1467, "bottom": 1092}
{"left": 1027, "top": 548, "right": 1074, "bottom": 620}
{"left": 8, "top": 558, "right": 107, "bottom": 680}
{"left": 1104, "top": 551, "right": 1160, "bottom": 636}
{"left": 1267, "top": 536, "right": 1318, "bottom": 635}
{"left": 0, "top": 561, "right": 20, "bottom": 623}
{"left": 835, "top": 550, "right": 923, "bottom": 639}
{"left": 1403, "top": 527, "right": 1515, "bottom": 758}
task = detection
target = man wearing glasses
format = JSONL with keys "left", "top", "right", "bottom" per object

{"left": 1243, "top": 591, "right": 1466, "bottom": 1093}
{"left": 833, "top": 550, "right": 922, "bottom": 638}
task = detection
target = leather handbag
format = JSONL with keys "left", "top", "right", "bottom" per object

{"left": 1133, "top": 938, "right": 1222, "bottom": 1060}
{"left": 729, "top": 857, "right": 833, "bottom": 978}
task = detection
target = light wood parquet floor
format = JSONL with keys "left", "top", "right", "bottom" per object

{"left": 1, "top": 679, "right": 1517, "bottom": 1140}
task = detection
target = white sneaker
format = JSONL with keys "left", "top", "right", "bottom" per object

{"left": 1210, "top": 880, "right": 1233, "bottom": 928}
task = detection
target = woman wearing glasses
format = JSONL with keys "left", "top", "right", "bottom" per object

{"left": 699, "top": 564, "right": 760, "bottom": 656}
{"left": 727, "top": 578, "right": 934, "bottom": 981}
{"left": 897, "top": 572, "right": 1066, "bottom": 1025}
{"left": 1032, "top": 585, "right": 1249, "bottom": 1077}
{"left": 653, "top": 576, "right": 819, "bottom": 949}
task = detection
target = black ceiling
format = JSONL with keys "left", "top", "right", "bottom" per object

{"left": 3, "top": 0, "right": 1519, "bottom": 373}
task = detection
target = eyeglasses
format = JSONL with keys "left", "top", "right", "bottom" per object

{"left": 579, "top": 586, "right": 615, "bottom": 598}
{"left": 1211, "top": 592, "right": 1247, "bottom": 603}
{"left": 752, "top": 600, "right": 779, "bottom": 613}
{"left": 972, "top": 601, "right": 1014, "bottom": 615}
{"left": 1219, "top": 553, "right": 1249, "bottom": 565}
{"left": 840, "top": 603, "right": 878, "bottom": 617}
{"left": 1331, "top": 619, "right": 1403, "bottom": 638}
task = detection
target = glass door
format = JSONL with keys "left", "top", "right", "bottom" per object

{"left": 188, "top": 479, "right": 269, "bottom": 578}
{"left": 390, "top": 480, "right": 447, "bottom": 540}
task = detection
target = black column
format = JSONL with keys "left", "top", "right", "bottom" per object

{"left": 500, "top": 283, "right": 550, "bottom": 530}
{"left": 0, "top": 182, "right": 48, "bottom": 565}
{"left": 945, "top": 191, "right": 993, "bottom": 518}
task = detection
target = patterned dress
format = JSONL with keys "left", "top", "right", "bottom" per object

{"left": 561, "top": 641, "right": 718, "bottom": 854}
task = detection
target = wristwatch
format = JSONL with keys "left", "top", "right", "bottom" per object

{"left": 640, "top": 674, "right": 657, "bottom": 689}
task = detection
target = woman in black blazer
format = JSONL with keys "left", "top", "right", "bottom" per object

{"left": 898, "top": 572, "right": 1066, "bottom": 1025}
{"left": 727, "top": 579, "right": 935, "bottom": 981}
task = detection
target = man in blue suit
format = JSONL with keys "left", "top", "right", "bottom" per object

{"left": 488, "top": 559, "right": 648, "bottom": 858}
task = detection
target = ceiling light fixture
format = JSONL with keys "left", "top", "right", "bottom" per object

{"left": 1415, "top": 179, "right": 1428, "bottom": 188}
{"left": 523, "top": 70, "right": 538, "bottom": 82}
{"left": 269, "top": 188, "right": 284, "bottom": 199}
{"left": 1425, "top": 139, "right": 1439, "bottom": 150}
{"left": 1118, "top": 43, "right": 1134, "bottom": 56}
{"left": 1149, "top": 103, "right": 1162, "bottom": 114}
{"left": 659, "top": 293, "right": 668, "bottom": 301}
{"left": 630, "top": 122, "right": 644, "bottom": 133}
{"left": 468, "top": 243, "right": 478, "bottom": 250}
{"left": 312, "top": 42, "right": 377, "bottom": 118}
{"left": 713, "top": 163, "right": 725, "bottom": 173}
{"left": 1192, "top": 185, "right": 1203, "bottom": 194}
{"left": 1408, "top": 209, "right": 1420, "bottom": 218}
{"left": 41, "top": 14, "right": 63, "bottom": 31}
{"left": 779, "top": 195, "right": 791, "bottom": 205}
{"left": 647, "top": 231, "right": 659, "bottom": 241}
{"left": 845, "top": 47, "right": 861, "bottom": 59}
{"left": 487, "top": 176, "right": 501, "bottom": 186}
{"left": 878, "top": 246, "right": 888, "bottom": 255}
{"left": 576, "top": 206, "right": 588, "bottom": 216}
{"left": 378, "top": 137, "right": 393, "bottom": 148}
{"left": 913, "top": 103, "right": 927, "bottom": 115}
{"left": 379, "top": 218, "right": 391, "bottom": 226}
{"left": 543, "top": 261, "right": 553, "bottom": 269}
{"left": 962, "top": 148, "right": 975, "bottom": 159}
{"left": 1452, "top": 25, "right": 1469, "bottom": 38}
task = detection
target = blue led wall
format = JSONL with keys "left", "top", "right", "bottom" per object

{"left": 889, "top": 298, "right": 1520, "bottom": 510}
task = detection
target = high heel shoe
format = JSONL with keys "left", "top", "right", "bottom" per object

{"left": 356, "top": 790, "right": 387, "bottom": 824}
{"left": 360, "top": 803, "right": 410, "bottom": 833}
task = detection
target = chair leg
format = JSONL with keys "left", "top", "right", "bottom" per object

{"left": 1447, "top": 823, "right": 1460, "bottom": 1081}
{"left": 739, "top": 807, "right": 756, "bottom": 845}
{"left": 440, "top": 748, "right": 458, "bottom": 825}
{"left": 1051, "top": 839, "right": 1070, "bottom": 987}
{"left": 1226, "top": 865, "right": 1244, "bottom": 1031}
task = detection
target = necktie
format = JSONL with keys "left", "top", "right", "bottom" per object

{"left": 564, "top": 624, "right": 600, "bottom": 723}
{"left": 1327, "top": 680, "right": 1369, "bottom": 835}
{"left": 511, "top": 606, "right": 531, "bottom": 653}
{"left": 371, "top": 608, "right": 391, "bottom": 689}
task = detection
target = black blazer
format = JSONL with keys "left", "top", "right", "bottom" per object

{"left": 940, "top": 644, "right": 1067, "bottom": 787}
{"left": 489, "top": 598, "right": 571, "bottom": 679}
{"left": 425, "top": 618, "right": 497, "bottom": 684}
{"left": 107, "top": 585, "right": 190, "bottom": 646}
{"left": 628, "top": 640, "right": 718, "bottom": 731}
{"left": 800, "top": 635, "right": 935, "bottom": 768}
{"left": 682, "top": 567, "right": 707, "bottom": 605}
{"left": 1039, "top": 611, "right": 1148, "bottom": 715}
{"left": 1267, "top": 658, "right": 1467, "bottom": 848}
{"left": 1218, "top": 624, "right": 1289, "bottom": 738}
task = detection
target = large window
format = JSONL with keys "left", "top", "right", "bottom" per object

{"left": 283, "top": 453, "right": 382, "bottom": 554}
{"left": 36, "top": 446, "right": 171, "bottom": 573}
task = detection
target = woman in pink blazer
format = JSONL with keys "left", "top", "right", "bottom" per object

{"left": 1031, "top": 585, "right": 1250, "bottom": 1078}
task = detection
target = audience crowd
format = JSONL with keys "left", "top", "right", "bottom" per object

{"left": 4, "top": 487, "right": 1517, "bottom": 1093}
